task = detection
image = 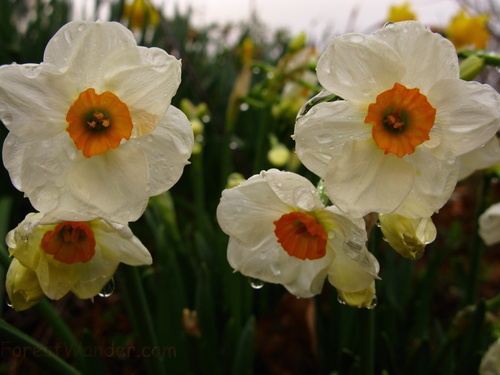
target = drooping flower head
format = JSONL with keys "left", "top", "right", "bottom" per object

{"left": 0, "top": 21, "right": 194, "bottom": 223}
{"left": 216, "top": 169, "right": 379, "bottom": 307}
{"left": 294, "top": 21, "right": 499, "bottom": 219}
{"left": 5, "top": 211, "right": 152, "bottom": 309}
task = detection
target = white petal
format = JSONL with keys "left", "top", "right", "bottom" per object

{"left": 66, "top": 146, "right": 149, "bottom": 223}
{"left": 458, "top": 136, "right": 500, "bottom": 180}
{"left": 133, "top": 106, "right": 194, "bottom": 196}
{"left": 71, "top": 252, "right": 119, "bottom": 299}
{"left": 324, "top": 139, "right": 414, "bottom": 217}
{"left": 317, "top": 33, "right": 404, "bottom": 106}
{"left": 396, "top": 151, "right": 459, "bottom": 218}
{"left": 227, "top": 236, "right": 332, "bottom": 298}
{"left": 263, "top": 169, "right": 324, "bottom": 211}
{"left": 43, "top": 21, "right": 138, "bottom": 88}
{"left": 328, "top": 248, "right": 379, "bottom": 293}
{"left": 294, "top": 101, "right": 371, "bottom": 177}
{"left": 0, "top": 63, "right": 72, "bottom": 138}
{"left": 479, "top": 203, "right": 500, "bottom": 246}
{"left": 374, "top": 21, "right": 459, "bottom": 93}
{"left": 428, "top": 79, "right": 500, "bottom": 158}
{"left": 217, "top": 173, "right": 289, "bottom": 248}
{"left": 92, "top": 220, "right": 152, "bottom": 266}
{"left": 35, "top": 253, "right": 79, "bottom": 300}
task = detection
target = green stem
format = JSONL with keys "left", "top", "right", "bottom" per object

{"left": 465, "top": 174, "right": 490, "bottom": 305}
{"left": 458, "top": 50, "right": 500, "bottom": 66}
{"left": 360, "top": 309, "right": 375, "bottom": 375}
{"left": 0, "top": 319, "right": 80, "bottom": 375}
{"left": 485, "top": 293, "right": 500, "bottom": 311}
{"left": 119, "top": 265, "right": 166, "bottom": 375}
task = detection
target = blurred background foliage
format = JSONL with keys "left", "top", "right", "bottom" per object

{"left": 0, "top": 0, "right": 499, "bottom": 374}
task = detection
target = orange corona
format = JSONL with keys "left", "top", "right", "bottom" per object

{"left": 365, "top": 83, "right": 436, "bottom": 157}
{"left": 274, "top": 211, "right": 328, "bottom": 260}
{"left": 41, "top": 221, "right": 96, "bottom": 264}
{"left": 66, "top": 88, "right": 133, "bottom": 158}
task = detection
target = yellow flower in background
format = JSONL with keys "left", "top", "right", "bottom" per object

{"left": 0, "top": 21, "right": 194, "bottom": 223}
{"left": 387, "top": 2, "right": 417, "bottom": 23}
{"left": 216, "top": 169, "right": 379, "bottom": 306}
{"left": 123, "top": 0, "right": 160, "bottom": 30}
{"left": 6, "top": 212, "right": 152, "bottom": 306}
{"left": 446, "top": 9, "right": 490, "bottom": 50}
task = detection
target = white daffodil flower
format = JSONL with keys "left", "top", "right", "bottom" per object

{"left": 6, "top": 211, "right": 152, "bottom": 304}
{"left": 458, "top": 136, "right": 500, "bottom": 181}
{"left": 216, "top": 169, "right": 379, "bottom": 307}
{"left": 0, "top": 21, "right": 193, "bottom": 223}
{"left": 294, "top": 21, "right": 499, "bottom": 218}
{"left": 479, "top": 203, "right": 500, "bottom": 246}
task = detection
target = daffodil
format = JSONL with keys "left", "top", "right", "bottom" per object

{"left": 294, "top": 21, "right": 499, "bottom": 219}
{"left": 387, "top": 2, "right": 417, "bottom": 23}
{"left": 216, "top": 169, "right": 379, "bottom": 306}
{"left": 6, "top": 211, "right": 152, "bottom": 304}
{"left": 0, "top": 21, "right": 193, "bottom": 223}
{"left": 446, "top": 9, "right": 490, "bottom": 50}
{"left": 479, "top": 203, "right": 500, "bottom": 246}
{"left": 122, "top": 0, "right": 161, "bottom": 30}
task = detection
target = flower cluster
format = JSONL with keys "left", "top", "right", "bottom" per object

{"left": 0, "top": 21, "right": 194, "bottom": 310}
{"left": 216, "top": 21, "right": 499, "bottom": 307}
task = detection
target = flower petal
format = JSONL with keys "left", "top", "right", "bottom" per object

{"left": 324, "top": 139, "right": 415, "bottom": 217}
{"left": 428, "top": 79, "right": 500, "bottom": 158}
{"left": 71, "top": 252, "right": 119, "bottom": 299}
{"left": 328, "top": 248, "right": 379, "bottom": 293}
{"left": 294, "top": 101, "right": 371, "bottom": 177}
{"left": 133, "top": 106, "right": 194, "bottom": 196}
{"left": 458, "top": 136, "right": 500, "bottom": 180}
{"left": 66, "top": 146, "right": 149, "bottom": 223}
{"left": 374, "top": 21, "right": 459, "bottom": 93}
{"left": 92, "top": 220, "right": 152, "bottom": 265}
{"left": 395, "top": 151, "right": 460, "bottom": 218}
{"left": 317, "top": 32, "right": 404, "bottom": 106}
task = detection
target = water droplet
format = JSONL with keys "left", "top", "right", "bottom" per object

{"left": 5, "top": 295, "right": 12, "bottom": 308}
{"left": 366, "top": 296, "right": 378, "bottom": 309}
{"left": 347, "top": 34, "right": 366, "bottom": 43}
{"left": 248, "top": 277, "right": 265, "bottom": 289}
{"left": 77, "top": 24, "right": 86, "bottom": 32}
{"left": 383, "top": 21, "right": 395, "bottom": 28}
{"left": 337, "top": 295, "right": 346, "bottom": 305}
{"left": 98, "top": 278, "right": 115, "bottom": 297}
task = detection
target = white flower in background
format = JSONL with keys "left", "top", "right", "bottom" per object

{"left": 216, "top": 169, "right": 379, "bottom": 307}
{"left": 0, "top": 21, "right": 193, "bottom": 223}
{"left": 379, "top": 213, "right": 436, "bottom": 259}
{"left": 479, "top": 203, "right": 500, "bottom": 246}
{"left": 480, "top": 337, "right": 500, "bottom": 375}
{"left": 6, "top": 211, "right": 152, "bottom": 305}
{"left": 294, "top": 21, "right": 499, "bottom": 218}
{"left": 458, "top": 136, "right": 500, "bottom": 180}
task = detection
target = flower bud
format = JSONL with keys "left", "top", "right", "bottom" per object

{"left": 6, "top": 259, "right": 44, "bottom": 311}
{"left": 379, "top": 213, "right": 436, "bottom": 260}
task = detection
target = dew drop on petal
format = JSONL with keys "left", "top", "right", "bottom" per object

{"left": 248, "top": 277, "right": 265, "bottom": 289}
{"left": 337, "top": 294, "right": 346, "bottom": 305}
{"left": 98, "top": 278, "right": 115, "bottom": 297}
{"left": 5, "top": 295, "right": 12, "bottom": 308}
{"left": 347, "top": 34, "right": 366, "bottom": 43}
{"left": 383, "top": 21, "right": 395, "bottom": 28}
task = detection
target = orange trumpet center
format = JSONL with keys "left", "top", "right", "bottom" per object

{"left": 364, "top": 83, "right": 436, "bottom": 158}
{"left": 66, "top": 88, "right": 133, "bottom": 158}
{"left": 41, "top": 221, "right": 96, "bottom": 264}
{"left": 273, "top": 211, "right": 328, "bottom": 260}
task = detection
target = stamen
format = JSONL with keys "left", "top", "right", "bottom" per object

{"left": 274, "top": 211, "right": 328, "bottom": 260}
